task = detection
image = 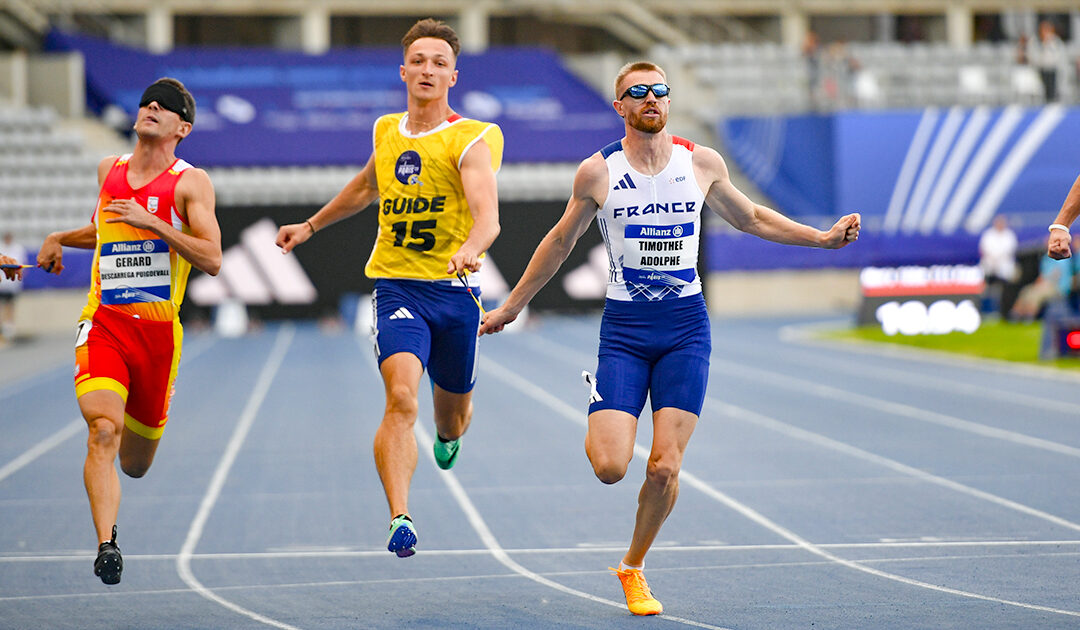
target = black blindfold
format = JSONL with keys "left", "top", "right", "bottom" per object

{"left": 139, "top": 82, "right": 193, "bottom": 123}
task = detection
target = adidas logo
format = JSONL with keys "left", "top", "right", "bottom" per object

{"left": 612, "top": 173, "right": 636, "bottom": 190}
{"left": 187, "top": 218, "right": 317, "bottom": 306}
{"left": 389, "top": 307, "right": 414, "bottom": 320}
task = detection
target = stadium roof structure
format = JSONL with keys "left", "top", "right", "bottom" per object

{"left": 12, "top": 0, "right": 1080, "bottom": 54}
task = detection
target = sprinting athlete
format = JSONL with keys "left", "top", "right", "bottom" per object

{"left": 37, "top": 78, "right": 221, "bottom": 585}
{"left": 1047, "top": 173, "right": 1080, "bottom": 259}
{"left": 479, "top": 61, "right": 859, "bottom": 616}
{"left": 275, "top": 18, "right": 502, "bottom": 558}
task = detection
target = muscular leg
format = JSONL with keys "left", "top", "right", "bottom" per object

{"left": 432, "top": 384, "right": 472, "bottom": 442}
{"left": 118, "top": 427, "right": 161, "bottom": 479}
{"left": 79, "top": 390, "right": 165, "bottom": 543}
{"left": 623, "top": 407, "right": 697, "bottom": 567}
{"left": 584, "top": 409, "right": 638, "bottom": 485}
{"left": 375, "top": 352, "right": 423, "bottom": 518}
{"left": 78, "top": 390, "right": 125, "bottom": 544}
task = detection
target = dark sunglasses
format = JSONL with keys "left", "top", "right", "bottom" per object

{"left": 619, "top": 83, "right": 670, "bottom": 100}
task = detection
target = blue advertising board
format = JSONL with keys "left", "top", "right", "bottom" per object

{"left": 720, "top": 106, "right": 1080, "bottom": 236}
{"left": 46, "top": 30, "right": 622, "bottom": 166}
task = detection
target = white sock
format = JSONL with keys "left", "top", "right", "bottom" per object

{"left": 619, "top": 560, "right": 643, "bottom": 571}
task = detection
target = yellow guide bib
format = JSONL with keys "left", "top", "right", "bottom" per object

{"left": 365, "top": 112, "right": 503, "bottom": 280}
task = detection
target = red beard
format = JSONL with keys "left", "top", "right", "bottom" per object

{"left": 626, "top": 109, "right": 666, "bottom": 133}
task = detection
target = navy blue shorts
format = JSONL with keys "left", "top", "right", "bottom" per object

{"left": 372, "top": 278, "right": 482, "bottom": 394}
{"left": 589, "top": 293, "right": 711, "bottom": 417}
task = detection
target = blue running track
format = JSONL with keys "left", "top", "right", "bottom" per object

{"left": 2, "top": 314, "right": 1080, "bottom": 629}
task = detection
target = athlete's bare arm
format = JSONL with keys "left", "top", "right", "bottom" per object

{"left": 479, "top": 153, "right": 606, "bottom": 335}
{"left": 696, "top": 146, "right": 859, "bottom": 248}
{"left": 276, "top": 154, "right": 380, "bottom": 254}
{"left": 1048, "top": 174, "right": 1080, "bottom": 260}
{"left": 100, "top": 167, "right": 222, "bottom": 276}
{"left": 37, "top": 156, "right": 117, "bottom": 274}
{"left": 450, "top": 138, "right": 500, "bottom": 275}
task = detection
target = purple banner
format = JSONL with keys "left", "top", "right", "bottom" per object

{"left": 47, "top": 30, "right": 622, "bottom": 166}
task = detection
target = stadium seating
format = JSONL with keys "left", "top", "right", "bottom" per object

{"left": 0, "top": 104, "right": 100, "bottom": 243}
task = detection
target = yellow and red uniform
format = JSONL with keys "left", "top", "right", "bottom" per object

{"left": 74, "top": 154, "right": 194, "bottom": 439}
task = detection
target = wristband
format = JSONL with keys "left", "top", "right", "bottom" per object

{"left": 1049, "top": 223, "right": 1070, "bottom": 233}
{"left": 305, "top": 219, "right": 317, "bottom": 234}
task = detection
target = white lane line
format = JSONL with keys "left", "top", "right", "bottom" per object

{"left": 176, "top": 324, "right": 299, "bottom": 630}
{"left": 483, "top": 348, "right": 1080, "bottom": 618}
{"left": 7, "top": 549, "right": 1080, "bottom": 605}
{"left": 709, "top": 357, "right": 1080, "bottom": 459}
{"left": 7, "top": 539, "right": 1080, "bottom": 564}
{"left": 779, "top": 320, "right": 1080, "bottom": 385}
{"left": 707, "top": 398, "right": 1080, "bottom": 532}
{"left": 356, "top": 337, "right": 731, "bottom": 630}
{"left": 413, "top": 422, "right": 733, "bottom": 630}
{"left": 730, "top": 331, "right": 1080, "bottom": 416}
{"left": 517, "top": 329, "right": 1080, "bottom": 462}
{"left": 0, "top": 419, "right": 83, "bottom": 484}
{"left": 0, "top": 334, "right": 223, "bottom": 484}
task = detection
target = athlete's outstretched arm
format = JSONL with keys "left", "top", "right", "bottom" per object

{"left": 1048, "top": 173, "right": 1080, "bottom": 259}
{"left": 276, "top": 154, "right": 380, "bottom": 254}
{"left": 38, "top": 156, "right": 116, "bottom": 274}
{"left": 450, "top": 138, "right": 500, "bottom": 275}
{"left": 479, "top": 154, "right": 605, "bottom": 335}
{"left": 698, "top": 146, "right": 859, "bottom": 249}
{"left": 102, "top": 167, "right": 222, "bottom": 275}
{"left": 37, "top": 223, "right": 96, "bottom": 275}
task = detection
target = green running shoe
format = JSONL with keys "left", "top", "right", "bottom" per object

{"left": 433, "top": 435, "right": 461, "bottom": 470}
{"left": 386, "top": 515, "right": 417, "bottom": 558}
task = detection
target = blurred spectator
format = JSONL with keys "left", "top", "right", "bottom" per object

{"left": 0, "top": 232, "right": 28, "bottom": 340}
{"left": 1016, "top": 34, "right": 1029, "bottom": 65}
{"left": 802, "top": 30, "right": 822, "bottom": 108}
{"left": 1010, "top": 238, "right": 1078, "bottom": 322}
{"left": 822, "top": 41, "right": 859, "bottom": 108}
{"left": 979, "top": 216, "right": 1018, "bottom": 314}
{"left": 1027, "top": 20, "right": 1066, "bottom": 101}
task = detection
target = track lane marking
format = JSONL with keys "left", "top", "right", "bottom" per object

{"left": 489, "top": 337, "right": 1080, "bottom": 617}
{"left": 176, "top": 325, "right": 299, "bottom": 630}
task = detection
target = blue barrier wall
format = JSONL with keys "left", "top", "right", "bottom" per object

{"left": 716, "top": 107, "right": 1079, "bottom": 270}
{"left": 721, "top": 107, "right": 1080, "bottom": 235}
{"left": 46, "top": 30, "right": 621, "bottom": 166}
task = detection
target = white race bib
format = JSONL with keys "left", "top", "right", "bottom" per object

{"left": 622, "top": 222, "right": 698, "bottom": 286}
{"left": 99, "top": 239, "right": 171, "bottom": 304}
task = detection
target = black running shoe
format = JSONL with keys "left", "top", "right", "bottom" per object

{"left": 94, "top": 525, "right": 123, "bottom": 585}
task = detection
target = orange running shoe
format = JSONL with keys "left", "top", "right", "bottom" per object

{"left": 610, "top": 566, "right": 663, "bottom": 615}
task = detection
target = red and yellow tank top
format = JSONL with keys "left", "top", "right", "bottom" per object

{"left": 81, "top": 154, "right": 194, "bottom": 323}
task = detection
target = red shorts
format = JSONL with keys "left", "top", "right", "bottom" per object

{"left": 74, "top": 306, "right": 183, "bottom": 440}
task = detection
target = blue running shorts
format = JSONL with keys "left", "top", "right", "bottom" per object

{"left": 372, "top": 278, "right": 482, "bottom": 394}
{"left": 589, "top": 293, "right": 711, "bottom": 417}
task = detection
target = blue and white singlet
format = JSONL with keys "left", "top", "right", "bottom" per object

{"left": 596, "top": 136, "right": 705, "bottom": 302}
